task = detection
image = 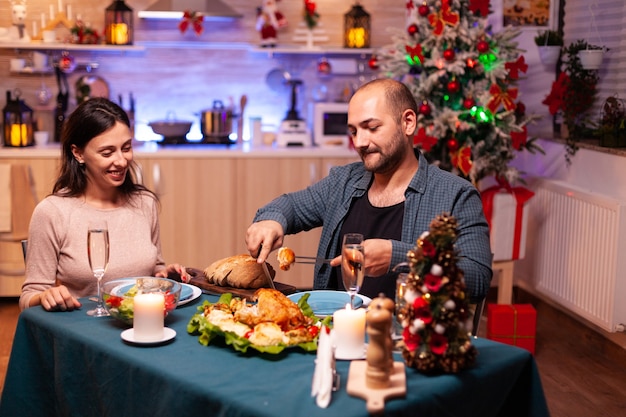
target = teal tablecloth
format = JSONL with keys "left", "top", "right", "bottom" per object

{"left": 0, "top": 295, "right": 550, "bottom": 417}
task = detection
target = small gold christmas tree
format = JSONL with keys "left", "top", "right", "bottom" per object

{"left": 398, "top": 213, "right": 476, "bottom": 373}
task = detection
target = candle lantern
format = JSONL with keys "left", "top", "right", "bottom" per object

{"left": 3, "top": 90, "right": 34, "bottom": 147}
{"left": 105, "top": 0, "right": 133, "bottom": 45}
{"left": 344, "top": 2, "right": 370, "bottom": 49}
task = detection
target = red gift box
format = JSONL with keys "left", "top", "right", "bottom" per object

{"left": 486, "top": 304, "right": 536, "bottom": 354}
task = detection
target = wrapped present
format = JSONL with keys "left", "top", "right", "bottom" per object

{"left": 481, "top": 185, "right": 534, "bottom": 261}
{"left": 487, "top": 304, "right": 536, "bottom": 354}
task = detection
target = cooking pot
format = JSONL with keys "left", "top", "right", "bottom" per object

{"left": 149, "top": 112, "right": 193, "bottom": 142}
{"left": 199, "top": 100, "right": 236, "bottom": 139}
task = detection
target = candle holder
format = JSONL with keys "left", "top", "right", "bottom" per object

{"left": 105, "top": 0, "right": 133, "bottom": 45}
{"left": 344, "top": 2, "right": 370, "bottom": 49}
{"left": 3, "top": 90, "right": 34, "bottom": 147}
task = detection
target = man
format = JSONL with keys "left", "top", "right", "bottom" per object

{"left": 246, "top": 79, "right": 492, "bottom": 302}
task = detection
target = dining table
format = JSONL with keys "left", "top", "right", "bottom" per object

{"left": 0, "top": 293, "right": 550, "bottom": 417}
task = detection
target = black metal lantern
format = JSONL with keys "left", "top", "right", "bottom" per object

{"left": 105, "top": 0, "right": 133, "bottom": 45}
{"left": 3, "top": 90, "right": 34, "bottom": 147}
{"left": 344, "top": 2, "right": 370, "bottom": 49}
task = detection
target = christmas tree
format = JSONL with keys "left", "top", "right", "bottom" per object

{"left": 398, "top": 213, "right": 476, "bottom": 373}
{"left": 377, "top": 0, "right": 541, "bottom": 185}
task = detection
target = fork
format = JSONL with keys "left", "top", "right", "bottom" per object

{"left": 295, "top": 256, "right": 334, "bottom": 265}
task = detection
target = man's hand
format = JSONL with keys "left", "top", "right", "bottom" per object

{"left": 330, "top": 238, "right": 392, "bottom": 277}
{"left": 246, "top": 220, "right": 285, "bottom": 263}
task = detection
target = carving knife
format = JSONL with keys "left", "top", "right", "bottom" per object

{"left": 258, "top": 244, "right": 276, "bottom": 290}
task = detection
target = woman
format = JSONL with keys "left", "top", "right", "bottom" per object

{"left": 20, "top": 97, "right": 188, "bottom": 311}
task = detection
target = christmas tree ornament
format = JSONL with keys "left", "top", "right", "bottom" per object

{"left": 476, "top": 40, "right": 490, "bottom": 53}
{"left": 443, "top": 48, "right": 455, "bottom": 61}
{"left": 516, "top": 102, "right": 526, "bottom": 116}
{"left": 446, "top": 137, "right": 459, "bottom": 151}
{"left": 317, "top": 58, "right": 332, "bottom": 75}
{"left": 368, "top": 55, "right": 379, "bottom": 70}
{"left": 418, "top": 101, "right": 432, "bottom": 116}
{"left": 58, "top": 52, "right": 76, "bottom": 73}
{"left": 407, "top": 23, "right": 418, "bottom": 36}
{"left": 418, "top": 4, "right": 430, "bottom": 17}
{"left": 462, "top": 97, "right": 475, "bottom": 109}
{"left": 447, "top": 79, "right": 461, "bottom": 94}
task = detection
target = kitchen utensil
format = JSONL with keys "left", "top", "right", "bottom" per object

{"left": 199, "top": 100, "right": 235, "bottom": 142}
{"left": 54, "top": 66, "right": 69, "bottom": 143}
{"left": 75, "top": 75, "right": 110, "bottom": 104}
{"left": 256, "top": 244, "right": 276, "bottom": 290}
{"left": 149, "top": 111, "right": 193, "bottom": 143}
{"left": 237, "top": 94, "right": 247, "bottom": 143}
{"left": 294, "top": 255, "right": 333, "bottom": 265}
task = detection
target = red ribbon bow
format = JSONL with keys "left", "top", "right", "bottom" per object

{"left": 405, "top": 44, "right": 425, "bottom": 66}
{"left": 413, "top": 126, "right": 439, "bottom": 151}
{"left": 179, "top": 10, "right": 204, "bottom": 36}
{"left": 487, "top": 84, "right": 518, "bottom": 114}
{"left": 510, "top": 126, "right": 528, "bottom": 150}
{"left": 428, "top": 0, "right": 460, "bottom": 36}
{"left": 451, "top": 145, "right": 472, "bottom": 176}
{"left": 542, "top": 72, "right": 569, "bottom": 115}
{"left": 504, "top": 55, "right": 528, "bottom": 80}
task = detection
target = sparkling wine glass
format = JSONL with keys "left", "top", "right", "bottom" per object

{"left": 341, "top": 233, "right": 365, "bottom": 309}
{"left": 87, "top": 220, "right": 110, "bottom": 317}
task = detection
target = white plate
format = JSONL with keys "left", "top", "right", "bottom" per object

{"left": 178, "top": 283, "right": 201, "bottom": 307}
{"left": 121, "top": 327, "right": 176, "bottom": 345}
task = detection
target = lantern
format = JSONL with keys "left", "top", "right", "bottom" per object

{"left": 105, "top": 0, "right": 133, "bottom": 45}
{"left": 344, "top": 3, "right": 370, "bottom": 49}
{"left": 3, "top": 90, "right": 34, "bottom": 147}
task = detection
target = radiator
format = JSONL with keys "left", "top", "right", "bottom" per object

{"left": 521, "top": 178, "right": 626, "bottom": 332}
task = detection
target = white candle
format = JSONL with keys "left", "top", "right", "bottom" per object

{"left": 67, "top": 5, "right": 72, "bottom": 21}
{"left": 58, "top": 0, "right": 63, "bottom": 14}
{"left": 32, "top": 21, "right": 37, "bottom": 36}
{"left": 50, "top": 5, "right": 54, "bottom": 20}
{"left": 40, "top": 13, "right": 45, "bottom": 29}
{"left": 133, "top": 293, "right": 165, "bottom": 342}
{"left": 333, "top": 303, "right": 366, "bottom": 359}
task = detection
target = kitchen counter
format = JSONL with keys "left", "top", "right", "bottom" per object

{"left": 0, "top": 143, "right": 359, "bottom": 159}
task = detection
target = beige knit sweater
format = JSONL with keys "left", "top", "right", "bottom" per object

{"left": 20, "top": 193, "right": 166, "bottom": 310}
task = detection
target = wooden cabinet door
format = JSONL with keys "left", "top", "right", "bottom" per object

{"left": 235, "top": 157, "right": 322, "bottom": 289}
{"left": 135, "top": 157, "right": 237, "bottom": 269}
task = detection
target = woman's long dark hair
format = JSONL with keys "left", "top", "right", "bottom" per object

{"left": 52, "top": 97, "right": 156, "bottom": 203}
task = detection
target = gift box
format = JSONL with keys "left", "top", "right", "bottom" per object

{"left": 481, "top": 186, "right": 534, "bottom": 261}
{"left": 487, "top": 304, "right": 536, "bottom": 354}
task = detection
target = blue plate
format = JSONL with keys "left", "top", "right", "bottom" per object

{"left": 287, "top": 291, "right": 365, "bottom": 317}
{"left": 114, "top": 281, "right": 192, "bottom": 301}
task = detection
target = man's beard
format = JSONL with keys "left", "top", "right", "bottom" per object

{"left": 358, "top": 128, "right": 407, "bottom": 174}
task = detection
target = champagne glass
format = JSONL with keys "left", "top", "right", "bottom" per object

{"left": 87, "top": 220, "right": 110, "bottom": 317}
{"left": 341, "top": 233, "right": 365, "bottom": 309}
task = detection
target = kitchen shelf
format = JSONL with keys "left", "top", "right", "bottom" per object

{"left": 1, "top": 41, "right": 145, "bottom": 53}
{"left": 250, "top": 46, "right": 374, "bottom": 57}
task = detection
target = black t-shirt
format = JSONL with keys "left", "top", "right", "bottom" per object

{"left": 327, "top": 193, "right": 404, "bottom": 300}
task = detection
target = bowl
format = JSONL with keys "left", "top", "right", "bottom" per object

{"left": 102, "top": 277, "right": 182, "bottom": 325}
{"left": 148, "top": 119, "right": 193, "bottom": 138}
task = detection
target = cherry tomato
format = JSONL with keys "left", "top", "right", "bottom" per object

{"left": 308, "top": 326, "right": 320, "bottom": 338}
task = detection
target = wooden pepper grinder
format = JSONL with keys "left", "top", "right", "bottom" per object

{"left": 365, "top": 295, "right": 394, "bottom": 389}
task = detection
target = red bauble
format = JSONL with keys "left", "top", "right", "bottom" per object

{"left": 463, "top": 97, "right": 476, "bottom": 109}
{"left": 443, "top": 48, "right": 455, "bottom": 61}
{"left": 408, "top": 24, "right": 419, "bottom": 36}
{"left": 58, "top": 53, "right": 76, "bottom": 73}
{"left": 368, "top": 56, "right": 379, "bottom": 70}
{"left": 447, "top": 80, "right": 461, "bottom": 94}
{"left": 477, "top": 40, "right": 490, "bottom": 53}
{"left": 317, "top": 58, "right": 332, "bottom": 75}
{"left": 447, "top": 138, "right": 459, "bottom": 151}
{"left": 516, "top": 102, "right": 526, "bottom": 115}
{"left": 419, "top": 101, "right": 432, "bottom": 116}
{"left": 418, "top": 4, "right": 429, "bottom": 16}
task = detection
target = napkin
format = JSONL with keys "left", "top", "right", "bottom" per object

{"left": 311, "top": 327, "right": 335, "bottom": 408}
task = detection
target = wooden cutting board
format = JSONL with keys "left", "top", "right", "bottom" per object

{"left": 186, "top": 267, "right": 296, "bottom": 300}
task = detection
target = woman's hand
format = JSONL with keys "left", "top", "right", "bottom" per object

{"left": 157, "top": 264, "right": 191, "bottom": 283}
{"left": 36, "top": 285, "right": 82, "bottom": 311}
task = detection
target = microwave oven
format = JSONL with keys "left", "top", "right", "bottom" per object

{"left": 310, "top": 102, "right": 350, "bottom": 147}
